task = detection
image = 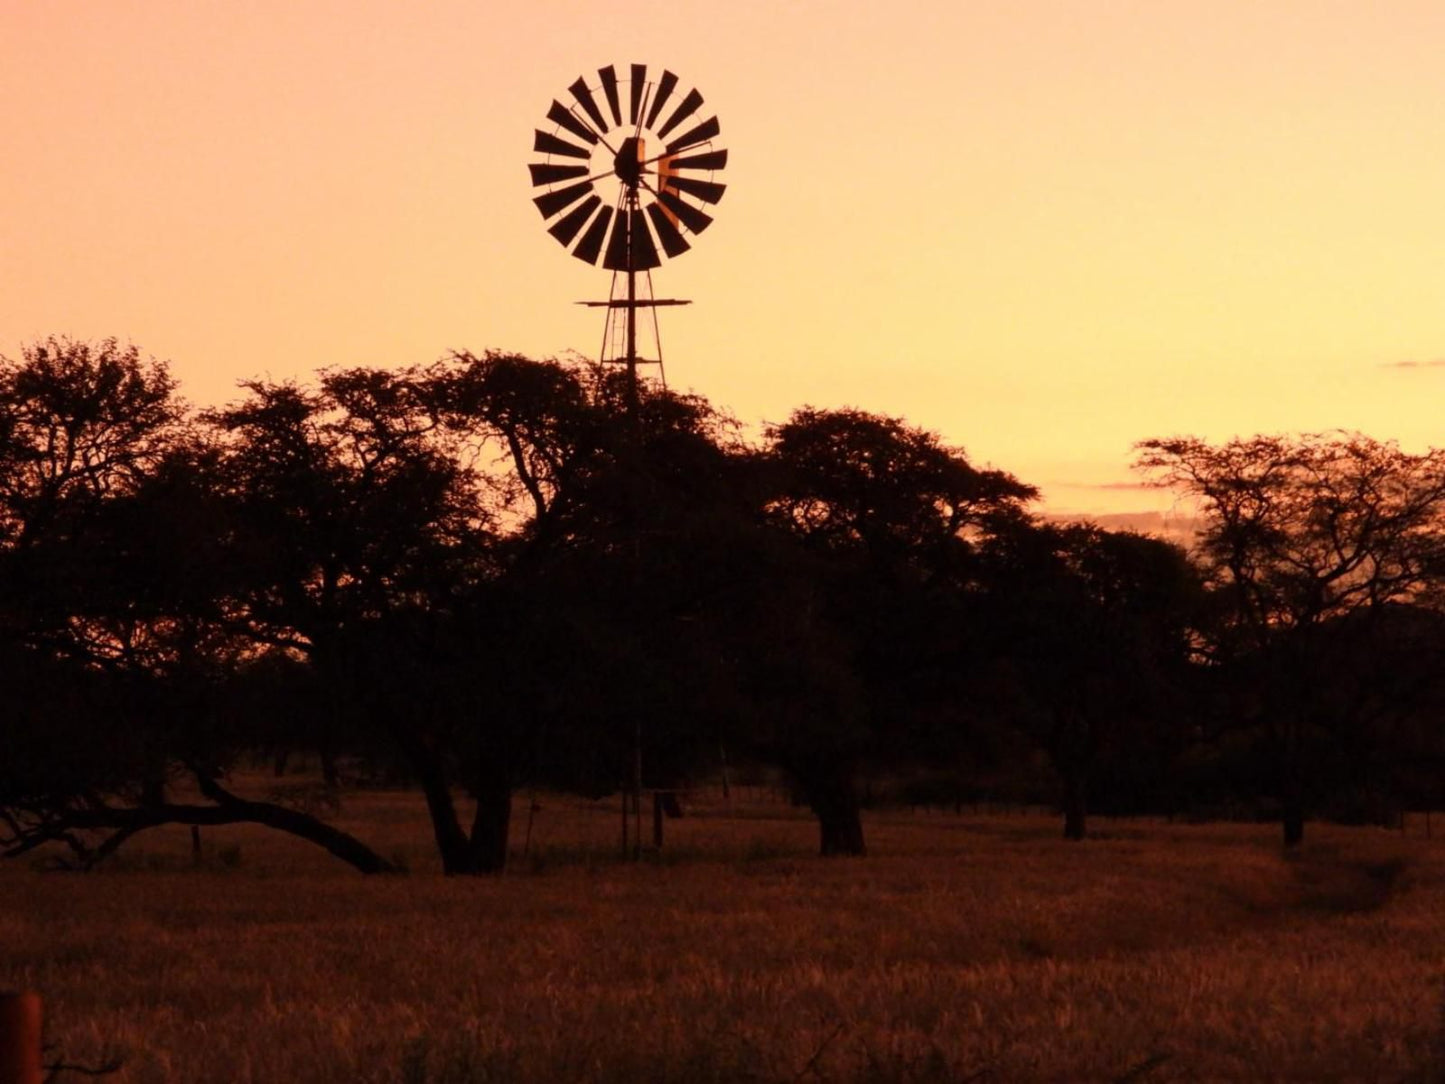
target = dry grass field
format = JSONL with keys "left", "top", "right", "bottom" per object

{"left": 5, "top": 781, "right": 1445, "bottom": 1082}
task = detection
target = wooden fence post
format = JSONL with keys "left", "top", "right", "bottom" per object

{"left": 0, "top": 991, "right": 42, "bottom": 1084}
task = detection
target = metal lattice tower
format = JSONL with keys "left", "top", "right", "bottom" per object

{"left": 527, "top": 65, "right": 728, "bottom": 856}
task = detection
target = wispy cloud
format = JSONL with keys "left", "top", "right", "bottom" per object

{"left": 1050, "top": 480, "right": 1151, "bottom": 491}
{"left": 1381, "top": 358, "right": 1445, "bottom": 370}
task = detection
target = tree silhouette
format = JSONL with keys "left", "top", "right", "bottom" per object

{"left": 205, "top": 368, "right": 502, "bottom": 871}
{"left": 1136, "top": 433, "right": 1445, "bottom": 846}
{"left": 437, "top": 354, "right": 777, "bottom": 823}
{"left": 17, "top": 337, "right": 1445, "bottom": 874}
{"left": 983, "top": 522, "right": 1202, "bottom": 839}
{"left": 0, "top": 340, "right": 396, "bottom": 873}
{"left": 759, "top": 408, "right": 1037, "bottom": 855}
{"left": 0, "top": 337, "right": 178, "bottom": 547}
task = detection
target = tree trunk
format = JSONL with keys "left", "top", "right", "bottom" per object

{"left": 28, "top": 796, "right": 398, "bottom": 874}
{"left": 464, "top": 766, "right": 512, "bottom": 874}
{"left": 1062, "top": 771, "right": 1087, "bottom": 841}
{"left": 819, "top": 802, "right": 866, "bottom": 857}
{"left": 1282, "top": 795, "right": 1305, "bottom": 848}
{"left": 218, "top": 799, "right": 396, "bottom": 872}
{"left": 792, "top": 768, "right": 866, "bottom": 857}
{"left": 407, "top": 737, "right": 512, "bottom": 876}
{"left": 410, "top": 746, "right": 475, "bottom": 875}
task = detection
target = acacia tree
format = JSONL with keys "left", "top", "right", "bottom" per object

{"left": 0, "top": 339, "right": 397, "bottom": 873}
{"left": 1135, "top": 432, "right": 1445, "bottom": 846}
{"left": 205, "top": 367, "right": 511, "bottom": 873}
{"left": 0, "top": 337, "right": 177, "bottom": 548}
{"left": 760, "top": 408, "right": 1037, "bottom": 855}
{"left": 435, "top": 352, "right": 774, "bottom": 815}
{"left": 429, "top": 351, "right": 600, "bottom": 544}
{"left": 984, "top": 523, "right": 1202, "bottom": 840}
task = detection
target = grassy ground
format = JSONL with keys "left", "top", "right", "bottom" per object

{"left": 5, "top": 783, "right": 1445, "bottom": 1082}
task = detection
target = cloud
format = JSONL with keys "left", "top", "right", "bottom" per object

{"left": 1050, "top": 480, "right": 1151, "bottom": 491}
{"left": 1381, "top": 358, "right": 1445, "bottom": 370}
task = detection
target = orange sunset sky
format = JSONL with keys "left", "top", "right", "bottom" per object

{"left": 3, "top": 1, "right": 1444, "bottom": 518}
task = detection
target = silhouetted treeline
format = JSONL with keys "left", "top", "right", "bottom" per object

{"left": 5, "top": 337, "right": 1445, "bottom": 872}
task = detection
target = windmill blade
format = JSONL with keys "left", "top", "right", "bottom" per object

{"left": 598, "top": 65, "right": 623, "bottom": 126}
{"left": 629, "top": 64, "right": 646, "bottom": 125}
{"left": 645, "top": 70, "right": 679, "bottom": 129}
{"left": 663, "top": 174, "right": 726, "bottom": 204}
{"left": 568, "top": 77, "right": 610, "bottom": 134}
{"left": 533, "top": 180, "right": 594, "bottom": 219}
{"left": 603, "top": 210, "right": 632, "bottom": 270}
{"left": 664, "top": 116, "right": 720, "bottom": 155}
{"left": 655, "top": 88, "right": 704, "bottom": 139}
{"left": 548, "top": 100, "right": 599, "bottom": 145}
{"left": 631, "top": 208, "right": 662, "bottom": 269}
{"left": 548, "top": 194, "right": 602, "bottom": 245}
{"left": 572, "top": 205, "right": 613, "bottom": 265}
{"left": 645, "top": 201, "right": 691, "bottom": 258}
{"left": 656, "top": 189, "right": 714, "bottom": 234}
{"left": 529, "top": 162, "right": 589, "bottom": 186}
{"left": 533, "top": 68, "right": 723, "bottom": 266}
{"left": 668, "top": 148, "right": 728, "bottom": 171}
{"left": 533, "top": 130, "right": 591, "bottom": 160}
{"left": 601, "top": 208, "right": 663, "bottom": 270}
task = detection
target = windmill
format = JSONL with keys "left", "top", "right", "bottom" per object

{"left": 528, "top": 63, "right": 727, "bottom": 405}
{"left": 527, "top": 65, "right": 728, "bottom": 856}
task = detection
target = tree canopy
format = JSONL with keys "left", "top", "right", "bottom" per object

{"left": 7, "top": 340, "right": 1445, "bottom": 872}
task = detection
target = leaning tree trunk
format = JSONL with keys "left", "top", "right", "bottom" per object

{"left": 5, "top": 772, "right": 400, "bottom": 875}
{"left": 199, "top": 790, "right": 397, "bottom": 873}
{"left": 409, "top": 743, "right": 478, "bottom": 875}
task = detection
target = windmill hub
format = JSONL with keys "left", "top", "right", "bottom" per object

{"left": 614, "top": 136, "right": 647, "bottom": 190}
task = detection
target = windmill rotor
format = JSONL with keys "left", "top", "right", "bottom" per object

{"left": 529, "top": 64, "right": 727, "bottom": 271}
